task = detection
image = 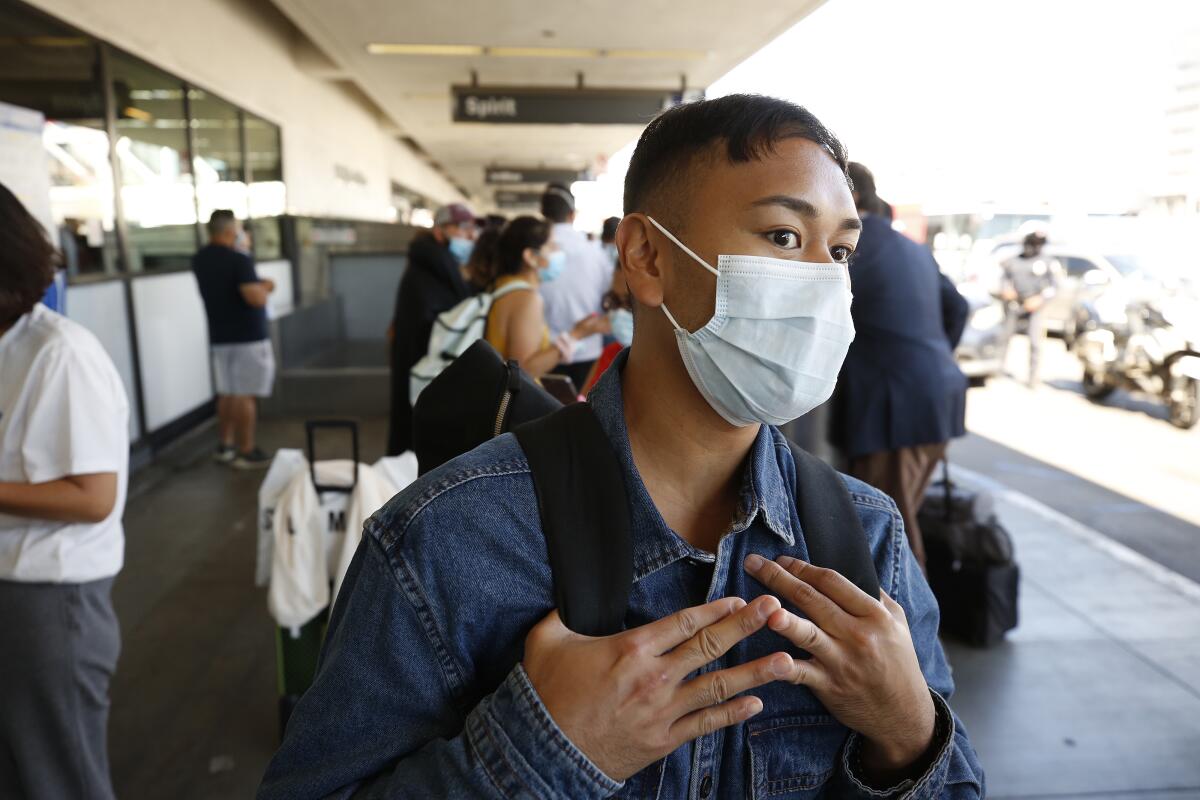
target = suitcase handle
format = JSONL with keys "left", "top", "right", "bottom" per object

{"left": 941, "top": 458, "right": 952, "bottom": 522}
{"left": 305, "top": 420, "right": 359, "bottom": 494}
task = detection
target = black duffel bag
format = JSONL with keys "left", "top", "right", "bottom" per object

{"left": 919, "top": 460, "right": 1019, "bottom": 648}
{"left": 411, "top": 339, "right": 562, "bottom": 476}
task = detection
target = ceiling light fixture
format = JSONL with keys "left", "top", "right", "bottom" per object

{"left": 366, "top": 43, "right": 707, "bottom": 60}
{"left": 488, "top": 46, "right": 599, "bottom": 58}
{"left": 367, "top": 43, "right": 484, "bottom": 56}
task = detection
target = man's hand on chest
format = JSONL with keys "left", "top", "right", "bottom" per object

{"left": 743, "top": 554, "right": 937, "bottom": 778}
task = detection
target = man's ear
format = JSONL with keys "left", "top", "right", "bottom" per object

{"left": 615, "top": 214, "right": 665, "bottom": 309}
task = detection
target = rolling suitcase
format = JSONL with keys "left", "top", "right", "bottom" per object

{"left": 919, "top": 459, "right": 1019, "bottom": 647}
{"left": 274, "top": 420, "right": 358, "bottom": 736}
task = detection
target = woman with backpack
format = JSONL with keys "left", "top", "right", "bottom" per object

{"left": 484, "top": 216, "right": 609, "bottom": 380}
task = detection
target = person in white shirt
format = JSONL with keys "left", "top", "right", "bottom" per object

{"left": 0, "top": 182, "right": 129, "bottom": 800}
{"left": 538, "top": 184, "right": 615, "bottom": 390}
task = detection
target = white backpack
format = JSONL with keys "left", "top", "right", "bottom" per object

{"left": 410, "top": 280, "right": 532, "bottom": 402}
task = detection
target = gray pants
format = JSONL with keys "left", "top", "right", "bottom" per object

{"left": 0, "top": 578, "right": 120, "bottom": 800}
{"left": 1002, "top": 307, "right": 1046, "bottom": 387}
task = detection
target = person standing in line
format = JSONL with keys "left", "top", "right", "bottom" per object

{"left": 0, "top": 182, "right": 129, "bottom": 800}
{"left": 999, "top": 230, "right": 1059, "bottom": 387}
{"left": 481, "top": 216, "right": 610, "bottom": 379}
{"left": 599, "top": 215, "right": 621, "bottom": 268}
{"left": 831, "top": 163, "right": 969, "bottom": 567}
{"left": 464, "top": 219, "right": 504, "bottom": 293}
{"left": 581, "top": 253, "right": 636, "bottom": 394}
{"left": 538, "top": 184, "right": 612, "bottom": 390}
{"left": 193, "top": 209, "right": 276, "bottom": 469}
{"left": 386, "top": 203, "right": 478, "bottom": 456}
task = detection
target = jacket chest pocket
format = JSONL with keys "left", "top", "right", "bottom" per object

{"left": 747, "top": 714, "right": 848, "bottom": 799}
{"left": 609, "top": 757, "right": 665, "bottom": 800}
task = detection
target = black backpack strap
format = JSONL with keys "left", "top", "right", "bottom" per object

{"left": 513, "top": 403, "right": 632, "bottom": 636}
{"left": 786, "top": 441, "right": 881, "bottom": 599}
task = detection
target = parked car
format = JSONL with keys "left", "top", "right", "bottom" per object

{"left": 954, "top": 279, "right": 1008, "bottom": 382}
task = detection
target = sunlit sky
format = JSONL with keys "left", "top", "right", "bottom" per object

{"left": 575, "top": 0, "right": 1199, "bottom": 228}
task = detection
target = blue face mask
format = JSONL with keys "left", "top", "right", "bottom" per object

{"left": 539, "top": 250, "right": 567, "bottom": 282}
{"left": 448, "top": 236, "right": 474, "bottom": 264}
{"left": 603, "top": 243, "right": 619, "bottom": 265}
{"left": 609, "top": 307, "right": 634, "bottom": 346}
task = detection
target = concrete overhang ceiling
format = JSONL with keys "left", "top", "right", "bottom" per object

{"left": 270, "top": 0, "right": 828, "bottom": 205}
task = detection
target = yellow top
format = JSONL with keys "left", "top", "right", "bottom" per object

{"left": 485, "top": 275, "right": 549, "bottom": 359}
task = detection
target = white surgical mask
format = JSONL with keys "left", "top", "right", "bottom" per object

{"left": 647, "top": 216, "right": 855, "bottom": 427}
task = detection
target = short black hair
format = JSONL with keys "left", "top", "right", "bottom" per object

{"left": 601, "top": 216, "right": 620, "bottom": 243}
{"left": 0, "top": 181, "right": 58, "bottom": 325}
{"left": 540, "top": 183, "right": 575, "bottom": 223}
{"left": 847, "top": 162, "right": 879, "bottom": 212}
{"left": 624, "top": 94, "right": 849, "bottom": 223}
{"left": 207, "top": 209, "right": 237, "bottom": 237}
{"left": 495, "top": 216, "right": 551, "bottom": 278}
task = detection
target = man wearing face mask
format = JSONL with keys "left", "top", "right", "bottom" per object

{"left": 261, "top": 95, "right": 984, "bottom": 799}
{"left": 539, "top": 183, "right": 614, "bottom": 391}
{"left": 386, "top": 202, "right": 477, "bottom": 456}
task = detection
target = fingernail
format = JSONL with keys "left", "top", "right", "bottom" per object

{"left": 769, "top": 655, "right": 791, "bottom": 677}
{"left": 745, "top": 554, "right": 764, "bottom": 571}
{"left": 754, "top": 598, "right": 772, "bottom": 620}
{"left": 776, "top": 555, "right": 795, "bottom": 567}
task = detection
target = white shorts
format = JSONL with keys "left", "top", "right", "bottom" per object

{"left": 212, "top": 340, "right": 276, "bottom": 397}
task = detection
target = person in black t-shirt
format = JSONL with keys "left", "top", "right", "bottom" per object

{"left": 193, "top": 210, "right": 276, "bottom": 469}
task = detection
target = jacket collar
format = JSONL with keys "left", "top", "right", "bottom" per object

{"left": 586, "top": 349, "right": 795, "bottom": 581}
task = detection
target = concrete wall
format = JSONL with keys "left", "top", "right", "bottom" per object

{"left": 328, "top": 253, "right": 405, "bottom": 341}
{"left": 25, "top": 0, "right": 463, "bottom": 221}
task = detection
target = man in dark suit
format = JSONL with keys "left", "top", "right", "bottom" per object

{"left": 831, "top": 164, "right": 969, "bottom": 567}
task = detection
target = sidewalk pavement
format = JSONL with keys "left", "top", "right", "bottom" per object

{"left": 106, "top": 416, "right": 1200, "bottom": 799}
{"left": 945, "top": 465, "right": 1200, "bottom": 799}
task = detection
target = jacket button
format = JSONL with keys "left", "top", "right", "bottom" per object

{"left": 699, "top": 774, "right": 713, "bottom": 798}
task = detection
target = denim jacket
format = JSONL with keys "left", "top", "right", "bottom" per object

{"left": 259, "top": 353, "right": 985, "bottom": 799}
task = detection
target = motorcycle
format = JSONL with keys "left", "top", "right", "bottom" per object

{"left": 1075, "top": 289, "right": 1200, "bottom": 429}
